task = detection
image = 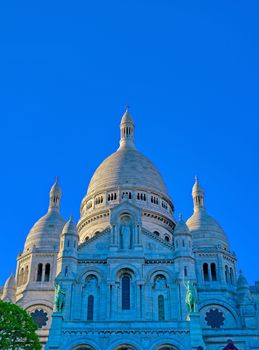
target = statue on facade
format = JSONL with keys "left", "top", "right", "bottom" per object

{"left": 54, "top": 282, "right": 66, "bottom": 312}
{"left": 120, "top": 221, "right": 132, "bottom": 249}
{"left": 184, "top": 280, "right": 198, "bottom": 313}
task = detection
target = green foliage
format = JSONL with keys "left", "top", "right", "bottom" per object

{"left": 0, "top": 300, "right": 41, "bottom": 350}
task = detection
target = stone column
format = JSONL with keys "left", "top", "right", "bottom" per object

{"left": 189, "top": 312, "right": 206, "bottom": 349}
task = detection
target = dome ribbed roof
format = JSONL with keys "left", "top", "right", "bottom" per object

{"left": 174, "top": 215, "right": 191, "bottom": 236}
{"left": 62, "top": 216, "right": 78, "bottom": 236}
{"left": 24, "top": 210, "right": 66, "bottom": 251}
{"left": 24, "top": 179, "right": 65, "bottom": 251}
{"left": 186, "top": 209, "right": 229, "bottom": 248}
{"left": 86, "top": 147, "right": 168, "bottom": 196}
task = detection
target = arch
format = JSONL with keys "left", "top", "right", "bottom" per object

{"left": 24, "top": 265, "right": 29, "bottom": 284}
{"left": 111, "top": 263, "right": 140, "bottom": 281}
{"left": 225, "top": 265, "right": 230, "bottom": 283}
{"left": 210, "top": 263, "right": 217, "bottom": 281}
{"left": 23, "top": 301, "right": 53, "bottom": 311}
{"left": 18, "top": 267, "right": 24, "bottom": 286}
{"left": 77, "top": 268, "right": 104, "bottom": 285}
{"left": 106, "top": 339, "right": 143, "bottom": 350}
{"left": 203, "top": 263, "right": 209, "bottom": 281}
{"left": 150, "top": 338, "right": 185, "bottom": 350}
{"left": 145, "top": 267, "right": 173, "bottom": 285}
{"left": 199, "top": 299, "right": 240, "bottom": 327}
{"left": 164, "top": 235, "right": 170, "bottom": 242}
{"left": 153, "top": 230, "right": 160, "bottom": 236}
{"left": 36, "top": 263, "right": 43, "bottom": 282}
{"left": 62, "top": 337, "right": 101, "bottom": 350}
{"left": 114, "top": 346, "right": 137, "bottom": 350}
{"left": 44, "top": 263, "right": 51, "bottom": 282}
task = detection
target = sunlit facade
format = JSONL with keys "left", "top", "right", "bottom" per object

{"left": 1, "top": 109, "right": 259, "bottom": 349}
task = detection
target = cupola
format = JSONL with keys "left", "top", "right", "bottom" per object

{"left": 119, "top": 106, "right": 135, "bottom": 150}
{"left": 49, "top": 176, "right": 62, "bottom": 212}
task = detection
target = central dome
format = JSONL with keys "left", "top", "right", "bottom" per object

{"left": 87, "top": 147, "right": 168, "bottom": 196}
{"left": 78, "top": 109, "right": 175, "bottom": 241}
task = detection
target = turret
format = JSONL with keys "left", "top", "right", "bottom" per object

{"left": 57, "top": 216, "right": 79, "bottom": 276}
{"left": 237, "top": 270, "right": 257, "bottom": 328}
{"left": 118, "top": 106, "right": 136, "bottom": 150}
{"left": 174, "top": 214, "right": 193, "bottom": 255}
{"left": 192, "top": 176, "right": 205, "bottom": 211}
{"left": 1, "top": 273, "right": 17, "bottom": 303}
{"left": 49, "top": 177, "right": 62, "bottom": 213}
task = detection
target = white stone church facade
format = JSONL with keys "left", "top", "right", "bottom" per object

{"left": 1, "top": 109, "right": 259, "bottom": 350}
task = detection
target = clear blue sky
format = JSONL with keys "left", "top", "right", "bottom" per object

{"left": 0, "top": 1, "right": 258, "bottom": 285}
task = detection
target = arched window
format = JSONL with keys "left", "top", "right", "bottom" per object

{"left": 230, "top": 267, "right": 234, "bottom": 284}
{"left": 203, "top": 263, "right": 209, "bottom": 281}
{"left": 87, "top": 295, "right": 94, "bottom": 320}
{"left": 36, "top": 263, "right": 43, "bottom": 282}
{"left": 122, "top": 274, "right": 130, "bottom": 310}
{"left": 184, "top": 266, "right": 188, "bottom": 277}
{"left": 19, "top": 268, "right": 24, "bottom": 286}
{"left": 153, "top": 231, "right": 160, "bottom": 236}
{"left": 225, "top": 265, "right": 230, "bottom": 283}
{"left": 44, "top": 263, "right": 50, "bottom": 282}
{"left": 158, "top": 295, "right": 165, "bottom": 320}
{"left": 211, "top": 263, "right": 217, "bottom": 281}
{"left": 165, "top": 235, "right": 170, "bottom": 242}
{"left": 24, "top": 266, "right": 29, "bottom": 284}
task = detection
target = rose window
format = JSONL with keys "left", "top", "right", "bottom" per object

{"left": 205, "top": 308, "right": 225, "bottom": 328}
{"left": 31, "top": 309, "right": 48, "bottom": 328}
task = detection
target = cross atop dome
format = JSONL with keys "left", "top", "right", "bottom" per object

{"left": 119, "top": 106, "right": 136, "bottom": 150}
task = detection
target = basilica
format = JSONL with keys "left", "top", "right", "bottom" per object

{"left": 1, "top": 109, "right": 259, "bottom": 350}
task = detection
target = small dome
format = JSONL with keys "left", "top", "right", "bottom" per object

{"left": 86, "top": 147, "right": 168, "bottom": 196}
{"left": 24, "top": 210, "right": 66, "bottom": 251}
{"left": 237, "top": 270, "right": 249, "bottom": 289}
{"left": 186, "top": 209, "right": 229, "bottom": 249}
{"left": 4, "top": 273, "right": 17, "bottom": 291}
{"left": 174, "top": 215, "right": 191, "bottom": 236}
{"left": 24, "top": 179, "right": 65, "bottom": 251}
{"left": 62, "top": 216, "right": 78, "bottom": 236}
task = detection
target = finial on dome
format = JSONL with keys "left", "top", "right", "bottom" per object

{"left": 192, "top": 176, "right": 205, "bottom": 211}
{"left": 119, "top": 106, "right": 136, "bottom": 150}
{"left": 179, "top": 213, "right": 183, "bottom": 221}
{"left": 49, "top": 177, "right": 62, "bottom": 212}
{"left": 69, "top": 214, "right": 73, "bottom": 221}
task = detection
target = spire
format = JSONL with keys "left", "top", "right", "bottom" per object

{"left": 49, "top": 177, "right": 62, "bottom": 212}
{"left": 192, "top": 176, "right": 205, "bottom": 211}
{"left": 119, "top": 106, "right": 136, "bottom": 150}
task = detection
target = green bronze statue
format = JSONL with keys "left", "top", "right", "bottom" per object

{"left": 54, "top": 282, "right": 66, "bottom": 312}
{"left": 184, "top": 280, "right": 198, "bottom": 313}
